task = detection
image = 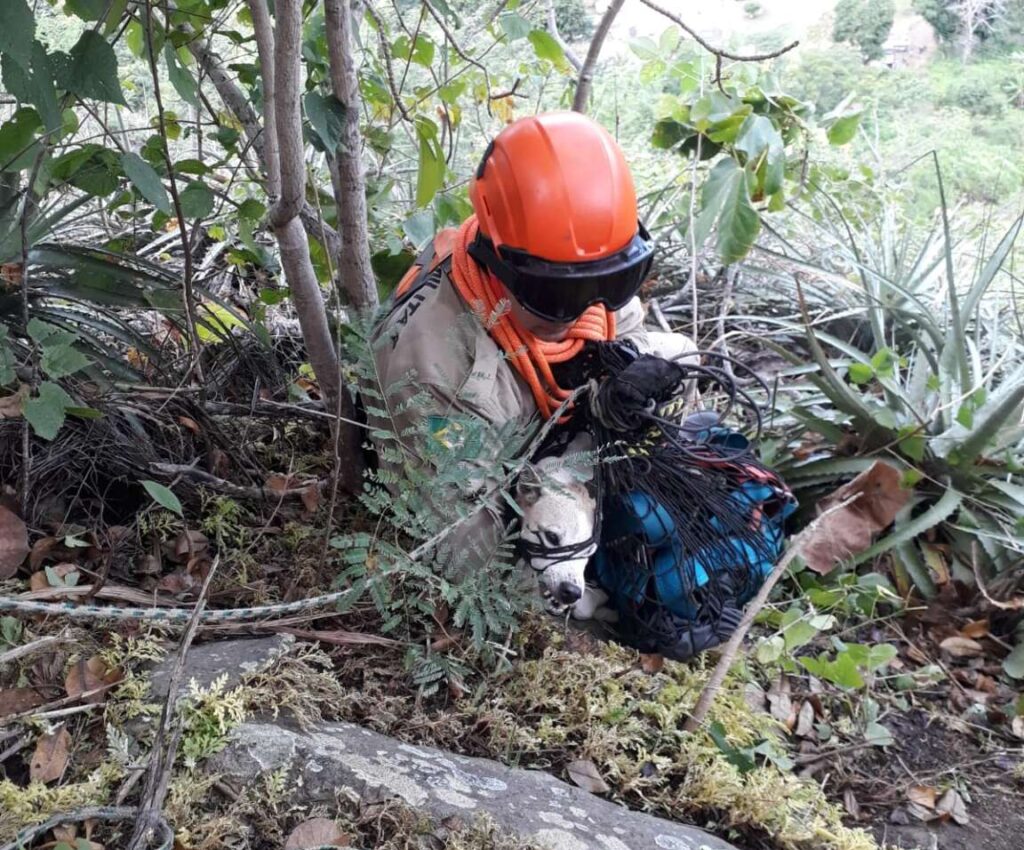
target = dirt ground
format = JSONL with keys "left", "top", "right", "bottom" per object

{"left": 847, "top": 710, "right": 1024, "bottom": 850}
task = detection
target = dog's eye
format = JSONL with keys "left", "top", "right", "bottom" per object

{"left": 541, "top": 531, "right": 561, "bottom": 547}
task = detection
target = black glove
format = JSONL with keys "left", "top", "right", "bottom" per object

{"left": 595, "top": 355, "right": 686, "bottom": 432}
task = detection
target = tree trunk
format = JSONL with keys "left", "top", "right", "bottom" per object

{"left": 257, "top": 0, "right": 365, "bottom": 491}
{"left": 324, "top": 0, "right": 379, "bottom": 312}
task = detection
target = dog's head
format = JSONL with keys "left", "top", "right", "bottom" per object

{"left": 516, "top": 435, "right": 597, "bottom": 613}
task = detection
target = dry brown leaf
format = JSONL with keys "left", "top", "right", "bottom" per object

{"left": 0, "top": 386, "right": 27, "bottom": 419}
{"left": 174, "top": 529, "right": 209, "bottom": 559}
{"left": 939, "top": 636, "right": 985, "bottom": 658}
{"left": 284, "top": 818, "right": 350, "bottom": 850}
{"left": 0, "top": 504, "right": 29, "bottom": 580}
{"left": 29, "top": 535, "right": 59, "bottom": 570}
{"left": 921, "top": 544, "right": 950, "bottom": 585}
{"left": 52, "top": 824, "right": 77, "bottom": 843}
{"left": 640, "top": 653, "right": 664, "bottom": 674}
{"left": 65, "top": 656, "right": 120, "bottom": 704}
{"left": 0, "top": 687, "right": 48, "bottom": 717}
{"left": 266, "top": 474, "right": 297, "bottom": 493}
{"left": 960, "top": 619, "right": 990, "bottom": 639}
{"left": 907, "top": 801, "right": 939, "bottom": 822}
{"left": 30, "top": 728, "right": 70, "bottom": 784}
{"left": 795, "top": 700, "right": 816, "bottom": 738}
{"left": 767, "top": 674, "right": 796, "bottom": 730}
{"left": 843, "top": 788, "right": 861, "bottom": 819}
{"left": 566, "top": 759, "right": 610, "bottom": 794}
{"left": 797, "top": 461, "right": 912, "bottom": 575}
{"left": 907, "top": 785, "right": 937, "bottom": 809}
{"left": 157, "top": 570, "right": 196, "bottom": 595}
{"left": 300, "top": 483, "right": 320, "bottom": 515}
{"left": 936, "top": 788, "right": 969, "bottom": 825}
{"left": 178, "top": 416, "right": 201, "bottom": 434}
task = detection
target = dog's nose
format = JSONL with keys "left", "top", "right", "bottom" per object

{"left": 556, "top": 582, "right": 582, "bottom": 604}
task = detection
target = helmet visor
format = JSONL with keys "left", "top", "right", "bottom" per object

{"left": 469, "top": 224, "right": 655, "bottom": 324}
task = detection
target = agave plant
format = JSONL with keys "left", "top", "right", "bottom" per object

{"left": 0, "top": 181, "right": 261, "bottom": 438}
{"left": 756, "top": 166, "right": 1024, "bottom": 596}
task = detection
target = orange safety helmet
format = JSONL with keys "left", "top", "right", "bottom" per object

{"left": 468, "top": 112, "right": 654, "bottom": 323}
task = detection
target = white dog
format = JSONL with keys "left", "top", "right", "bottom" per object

{"left": 515, "top": 331, "right": 697, "bottom": 622}
{"left": 516, "top": 431, "right": 618, "bottom": 621}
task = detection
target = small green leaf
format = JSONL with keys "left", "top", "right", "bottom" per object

{"left": 121, "top": 152, "right": 172, "bottom": 214}
{"left": 848, "top": 362, "right": 873, "bottom": 384}
{"left": 164, "top": 43, "right": 198, "bottom": 107}
{"left": 415, "top": 131, "right": 445, "bottom": 209}
{"left": 236, "top": 199, "right": 266, "bottom": 221}
{"left": 40, "top": 339, "right": 90, "bottom": 379}
{"left": 0, "top": 0, "right": 34, "bottom": 70}
{"left": 24, "top": 381, "right": 73, "bottom": 441}
{"left": 499, "top": 12, "right": 531, "bottom": 41}
{"left": 826, "top": 112, "right": 862, "bottom": 145}
{"left": 528, "top": 30, "right": 568, "bottom": 70}
{"left": 403, "top": 209, "right": 435, "bottom": 248}
{"left": 2, "top": 43, "right": 61, "bottom": 133}
{"left": 54, "top": 31, "right": 127, "bottom": 106}
{"left": 65, "top": 0, "right": 108, "bottom": 21}
{"left": 956, "top": 403, "right": 974, "bottom": 429}
{"left": 141, "top": 480, "right": 183, "bottom": 516}
{"left": 700, "top": 158, "right": 760, "bottom": 264}
{"left": 897, "top": 426, "right": 926, "bottom": 462}
{"left": 1003, "top": 642, "right": 1024, "bottom": 679}
{"left": 179, "top": 180, "right": 214, "bottom": 219}
{"left": 304, "top": 92, "right": 347, "bottom": 152}
{"left": 0, "top": 107, "right": 42, "bottom": 171}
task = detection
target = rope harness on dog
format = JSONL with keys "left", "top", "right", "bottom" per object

{"left": 449, "top": 216, "right": 616, "bottom": 421}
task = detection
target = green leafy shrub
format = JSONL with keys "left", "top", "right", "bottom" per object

{"left": 329, "top": 317, "right": 543, "bottom": 694}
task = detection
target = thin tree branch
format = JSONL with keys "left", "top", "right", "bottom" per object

{"left": 364, "top": 1, "right": 413, "bottom": 122}
{"left": 267, "top": 0, "right": 342, "bottom": 412}
{"left": 324, "top": 0, "right": 379, "bottom": 311}
{"left": 422, "top": 0, "right": 494, "bottom": 110}
{"left": 126, "top": 558, "right": 218, "bottom": 850}
{"left": 146, "top": 0, "right": 205, "bottom": 385}
{"left": 546, "top": 0, "right": 582, "bottom": 72}
{"left": 572, "top": 0, "right": 627, "bottom": 113}
{"left": 247, "top": 0, "right": 281, "bottom": 199}
{"left": 638, "top": 0, "right": 800, "bottom": 62}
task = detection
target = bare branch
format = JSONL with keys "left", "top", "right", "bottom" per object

{"left": 364, "top": 1, "right": 414, "bottom": 122}
{"left": 422, "top": 0, "right": 495, "bottom": 110}
{"left": 247, "top": 0, "right": 281, "bottom": 199}
{"left": 546, "top": 0, "right": 583, "bottom": 72}
{"left": 638, "top": 0, "right": 800, "bottom": 63}
{"left": 572, "top": 0, "right": 627, "bottom": 114}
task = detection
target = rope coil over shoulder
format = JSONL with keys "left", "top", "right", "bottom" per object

{"left": 449, "top": 215, "right": 616, "bottom": 420}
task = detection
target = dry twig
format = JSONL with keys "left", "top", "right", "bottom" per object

{"left": 684, "top": 496, "right": 860, "bottom": 732}
{"left": 126, "top": 557, "right": 219, "bottom": 850}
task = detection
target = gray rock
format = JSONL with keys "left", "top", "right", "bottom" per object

{"left": 148, "top": 635, "right": 294, "bottom": 703}
{"left": 211, "top": 721, "right": 737, "bottom": 850}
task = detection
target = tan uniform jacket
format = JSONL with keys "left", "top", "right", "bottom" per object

{"left": 368, "top": 265, "right": 657, "bottom": 571}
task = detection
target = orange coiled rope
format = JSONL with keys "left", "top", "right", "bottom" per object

{"left": 450, "top": 215, "right": 615, "bottom": 420}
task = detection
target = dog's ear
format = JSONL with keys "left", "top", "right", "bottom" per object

{"left": 516, "top": 464, "right": 543, "bottom": 507}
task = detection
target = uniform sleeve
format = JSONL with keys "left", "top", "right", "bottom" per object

{"left": 367, "top": 363, "right": 514, "bottom": 580}
{"left": 614, "top": 296, "right": 651, "bottom": 351}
